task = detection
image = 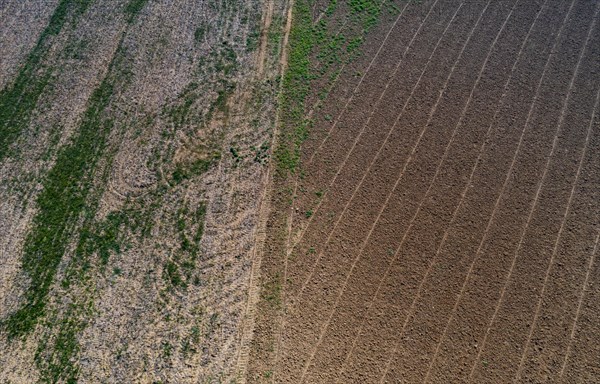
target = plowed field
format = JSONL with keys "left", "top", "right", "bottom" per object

{"left": 269, "top": 0, "right": 600, "bottom": 382}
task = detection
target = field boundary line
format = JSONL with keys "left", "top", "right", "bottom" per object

{"left": 560, "top": 231, "right": 600, "bottom": 378}
{"left": 420, "top": 0, "right": 577, "bottom": 380}
{"left": 234, "top": 0, "right": 294, "bottom": 381}
{"left": 296, "top": 0, "right": 493, "bottom": 381}
{"left": 514, "top": 82, "right": 600, "bottom": 382}
{"left": 466, "top": 3, "right": 597, "bottom": 381}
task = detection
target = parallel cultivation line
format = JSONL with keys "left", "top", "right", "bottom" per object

{"left": 369, "top": 0, "right": 521, "bottom": 381}
{"left": 466, "top": 7, "right": 598, "bottom": 380}
{"left": 274, "top": 0, "right": 392, "bottom": 176}
{"left": 304, "top": 0, "right": 411, "bottom": 166}
{"left": 299, "top": 0, "right": 523, "bottom": 380}
{"left": 0, "top": 0, "right": 93, "bottom": 161}
{"left": 423, "top": 1, "right": 556, "bottom": 381}
{"left": 286, "top": 0, "right": 444, "bottom": 318}
{"left": 300, "top": 0, "right": 492, "bottom": 379}
{"left": 286, "top": 0, "right": 436, "bottom": 257}
{"left": 280, "top": 3, "right": 410, "bottom": 327}
{"left": 560, "top": 231, "right": 600, "bottom": 377}
{"left": 284, "top": 0, "right": 436, "bottom": 318}
{"left": 2, "top": 0, "right": 149, "bottom": 339}
{"left": 336, "top": 0, "right": 548, "bottom": 379}
{"left": 516, "top": 85, "right": 600, "bottom": 383}
{"left": 287, "top": 0, "right": 400, "bottom": 160}
{"left": 293, "top": 0, "right": 475, "bottom": 377}
{"left": 425, "top": 0, "right": 577, "bottom": 370}
{"left": 292, "top": 0, "right": 485, "bottom": 309}
{"left": 274, "top": 0, "right": 398, "bottom": 376}
{"left": 512, "top": 22, "right": 600, "bottom": 384}
{"left": 284, "top": 0, "right": 390, "bottom": 255}
{"left": 255, "top": 0, "right": 397, "bottom": 379}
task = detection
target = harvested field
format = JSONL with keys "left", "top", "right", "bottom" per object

{"left": 250, "top": 0, "right": 600, "bottom": 382}
{"left": 0, "top": 0, "right": 290, "bottom": 382}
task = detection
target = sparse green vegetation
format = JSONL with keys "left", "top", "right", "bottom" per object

{"left": 4, "top": 60, "right": 118, "bottom": 338}
{"left": 262, "top": 274, "right": 282, "bottom": 308}
{"left": 254, "top": 141, "right": 271, "bottom": 164}
{"left": 274, "top": 0, "right": 386, "bottom": 176}
{"left": 165, "top": 261, "right": 184, "bottom": 288}
{"left": 0, "top": 0, "right": 93, "bottom": 161}
{"left": 246, "top": 28, "right": 261, "bottom": 51}
{"left": 172, "top": 153, "right": 221, "bottom": 184}
{"left": 124, "top": 0, "right": 150, "bottom": 23}
{"left": 161, "top": 201, "right": 207, "bottom": 291}
{"left": 268, "top": 16, "right": 284, "bottom": 57}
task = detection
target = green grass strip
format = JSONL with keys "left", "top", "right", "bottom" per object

{"left": 274, "top": 0, "right": 314, "bottom": 175}
{"left": 0, "top": 0, "right": 92, "bottom": 161}
{"left": 4, "top": 57, "right": 117, "bottom": 339}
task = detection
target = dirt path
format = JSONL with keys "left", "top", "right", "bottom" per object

{"left": 235, "top": 0, "right": 294, "bottom": 381}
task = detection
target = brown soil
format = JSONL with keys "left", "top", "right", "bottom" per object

{"left": 270, "top": 0, "right": 600, "bottom": 382}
